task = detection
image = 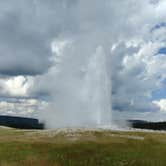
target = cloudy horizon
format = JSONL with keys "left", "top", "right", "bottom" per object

{"left": 0, "top": 0, "right": 166, "bottom": 125}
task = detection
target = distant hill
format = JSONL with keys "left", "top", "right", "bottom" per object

{"left": 128, "top": 120, "right": 166, "bottom": 130}
{"left": 0, "top": 115, "right": 44, "bottom": 129}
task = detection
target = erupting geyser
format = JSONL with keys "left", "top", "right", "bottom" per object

{"left": 43, "top": 41, "right": 112, "bottom": 128}
{"left": 84, "top": 46, "right": 112, "bottom": 126}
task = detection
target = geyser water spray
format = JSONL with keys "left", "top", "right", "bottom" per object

{"left": 83, "top": 46, "right": 112, "bottom": 126}
{"left": 41, "top": 39, "right": 112, "bottom": 128}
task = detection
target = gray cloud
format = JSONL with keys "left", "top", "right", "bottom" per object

{"left": 0, "top": 0, "right": 161, "bottom": 75}
{"left": 0, "top": 0, "right": 65, "bottom": 76}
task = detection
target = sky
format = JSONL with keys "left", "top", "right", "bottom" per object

{"left": 0, "top": 0, "right": 166, "bottom": 123}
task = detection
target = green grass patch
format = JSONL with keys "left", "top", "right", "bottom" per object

{"left": 0, "top": 128, "right": 165, "bottom": 165}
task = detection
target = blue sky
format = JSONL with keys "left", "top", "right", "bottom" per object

{"left": 158, "top": 47, "right": 166, "bottom": 54}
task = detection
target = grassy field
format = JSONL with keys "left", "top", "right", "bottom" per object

{"left": 0, "top": 127, "right": 166, "bottom": 166}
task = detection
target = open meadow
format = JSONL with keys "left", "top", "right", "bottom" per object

{"left": 0, "top": 127, "right": 166, "bottom": 166}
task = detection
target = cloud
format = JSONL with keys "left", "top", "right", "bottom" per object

{"left": 0, "top": 0, "right": 165, "bottom": 124}
{"left": 111, "top": 41, "right": 166, "bottom": 113}
{"left": 0, "top": 76, "right": 33, "bottom": 97}
{"left": 153, "top": 99, "right": 166, "bottom": 112}
{"left": 27, "top": 0, "right": 166, "bottom": 124}
{"left": 0, "top": 0, "right": 65, "bottom": 76}
{"left": 0, "top": 98, "right": 48, "bottom": 117}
